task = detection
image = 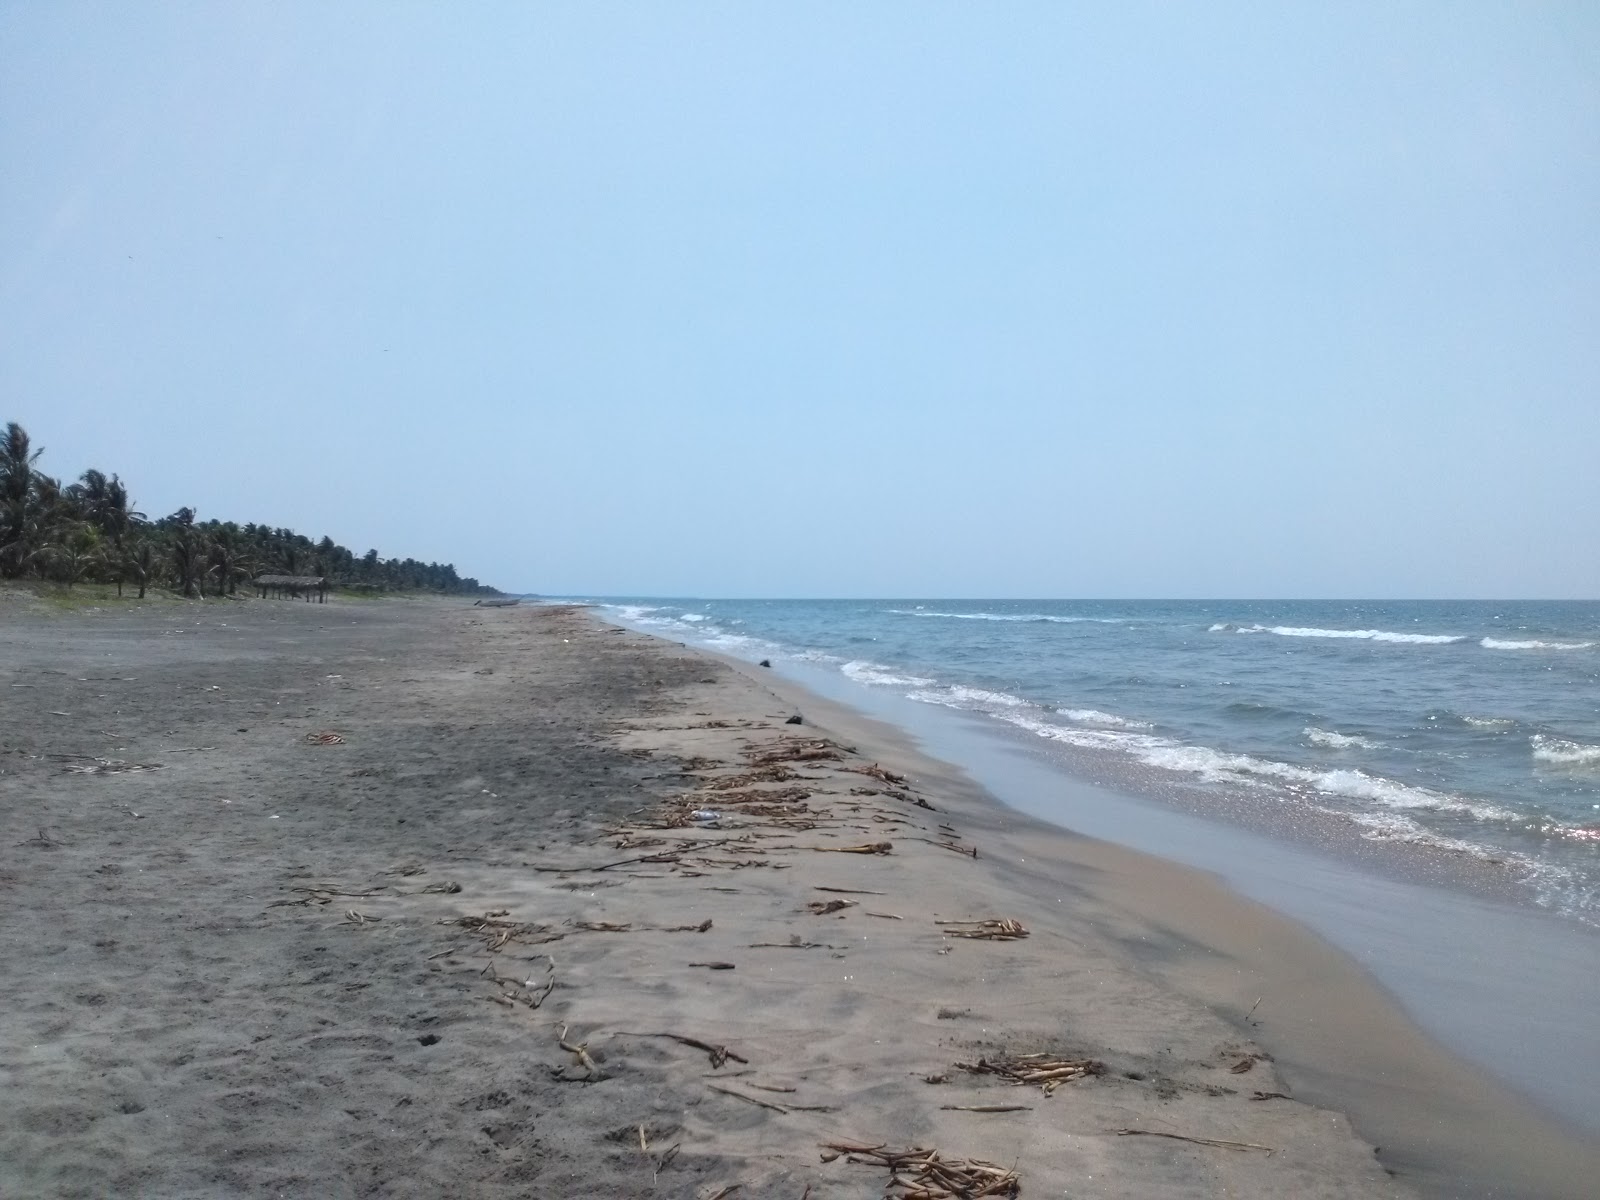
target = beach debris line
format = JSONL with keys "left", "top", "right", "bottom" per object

{"left": 440, "top": 909, "right": 564, "bottom": 951}
{"left": 954, "top": 1052, "right": 1106, "bottom": 1094}
{"left": 748, "top": 738, "right": 841, "bottom": 768}
{"left": 819, "top": 1141, "right": 1020, "bottom": 1198}
{"left": 936, "top": 918, "right": 1028, "bottom": 940}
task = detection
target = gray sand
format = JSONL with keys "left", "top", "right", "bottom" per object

{"left": 1, "top": 596, "right": 1591, "bottom": 1197}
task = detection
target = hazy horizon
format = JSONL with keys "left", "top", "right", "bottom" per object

{"left": 5, "top": 4, "right": 1596, "bottom": 599}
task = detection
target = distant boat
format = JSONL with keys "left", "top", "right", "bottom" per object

{"left": 473, "top": 597, "right": 521, "bottom": 607}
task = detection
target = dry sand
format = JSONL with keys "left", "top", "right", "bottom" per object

{"left": 0, "top": 597, "right": 1591, "bottom": 1198}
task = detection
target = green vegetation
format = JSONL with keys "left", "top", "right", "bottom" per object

{"left": 0, "top": 422, "right": 495, "bottom": 598}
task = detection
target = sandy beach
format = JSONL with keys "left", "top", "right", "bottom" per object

{"left": 2, "top": 596, "right": 1593, "bottom": 1198}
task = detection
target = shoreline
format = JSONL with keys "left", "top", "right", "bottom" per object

{"left": 596, "top": 614, "right": 1600, "bottom": 1196}
{"left": 1, "top": 597, "right": 1592, "bottom": 1196}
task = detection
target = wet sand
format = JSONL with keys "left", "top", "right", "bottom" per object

{"left": 0, "top": 595, "right": 1592, "bottom": 1197}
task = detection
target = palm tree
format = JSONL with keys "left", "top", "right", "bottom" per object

{"left": 125, "top": 538, "right": 156, "bottom": 599}
{"left": 50, "top": 523, "right": 102, "bottom": 587}
{"left": 208, "top": 525, "right": 252, "bottom": 596}
{"left": 0, "top": 423, "right": 45, "bottom": 578}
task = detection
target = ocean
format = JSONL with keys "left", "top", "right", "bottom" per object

{"left": 583, "top": 598, "right": 1600, "bottom": 926}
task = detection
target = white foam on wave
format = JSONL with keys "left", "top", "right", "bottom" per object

{"left": 679, "top": 612, "right": 710, "bottom": 622}
{"left": 886, "top": 609, "right": 1124, "bottom": 624}
{"left": 1304, "top": 727, "right": 1383, "bottom": 750}
{"left": 1057, "top": 708, "right": 1154, "bottom": 730}
{"left": 1531, "top": 735, "right": 1600, "bottom": 768}
{"left": 1460, "top": 714, "right": 1516, "bottom": 729}
{"left": 1481, "top": 637, "right": 1594, "bottom": 651}
{"left": 988, "top": 710, "right": 1518, "bottom": 824}
{"left": 608, "top": 604, "right": 666, "bottom": 622}
{"left": 906, "top": 684, "right": 1034, "bottom": 713}
{"left": 1224, "top": 624, "right": 1467, "bottom": 645}
{"left": 841, "top": 660, "right": 936, "bottom": 688}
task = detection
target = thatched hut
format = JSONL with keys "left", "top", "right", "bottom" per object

{"left": 254, "top": 574, "right": 329, "bottom": 602}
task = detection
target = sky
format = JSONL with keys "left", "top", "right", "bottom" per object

{"left": 2, "top": 3, "right": 1596, "bottom": 598}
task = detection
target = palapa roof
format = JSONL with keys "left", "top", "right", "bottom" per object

{"left": 254, "top": 574, "right": 327, "bottom": 586}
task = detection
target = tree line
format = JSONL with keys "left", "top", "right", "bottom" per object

{"left": 0, "top": 422, "right": 495, "bottom": 598}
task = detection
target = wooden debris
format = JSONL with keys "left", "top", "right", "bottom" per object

{"left": 708, "top": 1083, "right": 787, "bottom": 1113}
{"left": 819, "top": 1141, "right": 1020, "bottom": 1197}
{"left": 844, "top": 763, "right": 909, "bottom": 787}
{"left": 812, "top": 841, "right": 892, "bottom": 855}
{"left": 616, "top": 1031, "right": 749, "bottom": 1068}
{"left": 344, "top": 910, "right": 381, "bottom": 925}
{"left": 940, "top": 1104, "right": 1031, "bottom": 1113}
{"left": 814, "top": 886, "right": 885, "bottom": 895}
{"left": 808, "top": 899, "right": 856, "bottom": 915}
{"left": 1114, "top": 1128, "right": 1274, "bottom": 1154}
{"left": 748, "top": 739, "right": 841, "bottom": 767}
{"left": 268, "top": 885, "right": 386, "bottom": 908}
{"left": 575, "top": 920, "right": 632, "bottom": 932}
{"left": 688, "top": 961, "right": 736, "bottom": 970}
{"left": 555, "top": 1024, "right": 601, "bottom": 1081}
{"left": 954, "top": 1052, "right": 1106, "bottom": 1095}
{"left": 305, "top": 731, "right": 345, "bottom": 745}
{"left": 1250, "top": 1091, "right": 1290, "bottom": 1102}
{"left": 439, "top": 911, "right": 563, "bottom": 951}
{"left": 481, "top": 957, "right": 556, "bottom": 1009}
{"left": 936, "top": 918, "right": 1027, "bottom": 940}
{"left": 63, "top": 758, "right": 164, "bottom": 775}
{"left": 1229, "top": 1058, "right": 1255, "bottom": 1073}
{"left": 865, "top": 912, "right": 904, "bottom": 920}
{"left": 698, "top": 766, "right": 798, "bottom": 790}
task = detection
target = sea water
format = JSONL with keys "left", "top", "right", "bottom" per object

{"left": 580, "top": 598, "right": 1600, "bottom": 926}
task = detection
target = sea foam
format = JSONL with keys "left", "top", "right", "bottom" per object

{"left": 1224, "top": 624, "right": 1467, "bottom": 645}
{"left": 1481, "top": 638, "right": 1594, "bottom": 651}
{"left": 841, "top": 660, "right": 936, "bottom": 688}
{"left": 1304, "top": 727, "right": 1383, "bottom": 750}
{"left": 1532, "top": 735, "right": 1600, "bottom": 768}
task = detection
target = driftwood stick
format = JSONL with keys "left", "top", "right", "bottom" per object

{"left": 1114, "top": 1128, "right": 1274, "bottom": 1154}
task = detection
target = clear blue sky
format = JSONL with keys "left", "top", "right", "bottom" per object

{"left": 3, "top": 3, "right": 1596, "bottom": 597}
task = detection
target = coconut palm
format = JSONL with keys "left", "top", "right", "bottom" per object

{"left": 124, "top": 538, "right": 156, "bottom": 599}
{"left": 208, "top": 525, "right": 252, "bottom": 596}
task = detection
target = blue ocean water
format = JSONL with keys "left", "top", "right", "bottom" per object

{"left": 585, "top": 598, "right": 1600, "bottom": 923}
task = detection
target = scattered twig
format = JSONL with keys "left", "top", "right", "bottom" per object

{"left": 709, "top": 1083, "right": 787, "bottom": 1113}
{"left": 955, "top": 1052, "right": 1105, "bottom": 1094}
{"left": 940, "top": 1104, "right": 1032, "bottom": 1113}
{"left": 936, "top": 918, "right": 1027, "bottom": 940}
{"left": 813, "top": 886, "right": 885, "bottom": 895}
{"left": 688, "top": 962, "right": 736, "bottom": 970}
{"left": 810, "top": 841, "right": 892, "bottom": 855}
{"left": 616, "top": 1031, "right": 749, "bottom": 1068}
{"left": 1114, "top": 1128, "right": 1274, "bottom": 1154}
{"left": 819, "top": 1141, "right": 1020, "bottom": 1197}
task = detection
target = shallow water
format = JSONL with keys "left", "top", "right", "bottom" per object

{"left": 583, "top": 598, "right": 1600, "bottom": 925}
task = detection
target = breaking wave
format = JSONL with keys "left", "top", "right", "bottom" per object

{"left": 1481, "top": 638, "right": 1594, "bottom": 651}
{"left": 1057, "top": 708, "right": 1154, "bottom": 730}
{"left": 841, "top": 660, "right": 936, "bottom": 688}
{"left": 1304, "top": 727, "right": 1383, "bottom": 750}
{"left": 1217, "top": 624, "right": 1467, "bottom": 645}
{"left": 1532, "top": 736, "right": 1600, "bottom": 768}
{"left": 887, "top": 609, "right": 1124, "bottom": 624}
